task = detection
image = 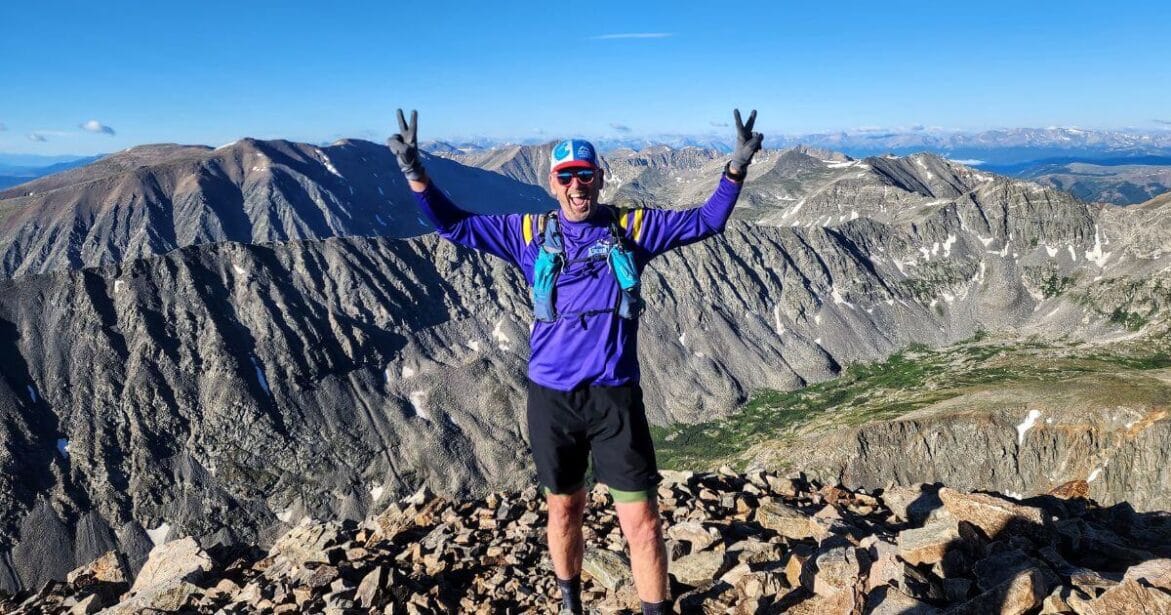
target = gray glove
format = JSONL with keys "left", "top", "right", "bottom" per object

{"left": 387, "top": 108, "right": 425, "bottom": 181}
{"left": 729, "top": 109, "right": 763, "bottom": 175}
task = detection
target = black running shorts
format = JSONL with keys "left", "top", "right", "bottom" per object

{"left": 526, "top": 380, "right": 661, "bottom": 497}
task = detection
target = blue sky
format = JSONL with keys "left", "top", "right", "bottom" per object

{"left": 2, "top": 0, "right": 1170, "bottom": 155}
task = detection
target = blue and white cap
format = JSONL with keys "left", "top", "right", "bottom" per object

{"left": 550, "top": 139, "right": 598, "bottom": 172}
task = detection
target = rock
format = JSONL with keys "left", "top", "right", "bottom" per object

{"left": 670, "top": 551, "right": 729, "bottom": 587}
{"left": 902, "top": 563, "right": 946, "bottom": 603}
{"left": 882, "top": 485, "right": 942, "bottom": 525}
{"left": 819, "top": 485, "right": 854, "bottom": 508}
{"left": 719, "top": 562, "right": 753, "bottom": 586}
{"left": 66, "top": 551, "right": 128, "bottom": 585}
{"left": 1041, "top": 587, "right": 1074, "bottom": 614}
{"left": 766, "top": 475, "right": 799, "bottom": 497}
{"left": 785, "top": 588, "right": 859, "bottom": 615}
{"left": 272, "top": 520, "right": 343, "bottom": 567}
{"left": 355, "top": 566, "right": 388, "bottom": 609}
{"left": 1079, "top": 525, "right": 1155, "bottom": 566}
{"left": 726, "top": 538, "right": 784, "bottom": 566}
{"left": 784, "top": 544, "right": 815, "bottom": 589}
{"left": 1048, "top": 480, "right": 1090, "bottom": 500}
{"left": 128, "top": 536, "right": 213, "bottom": 595}
{"left": 947, "top": 567, "right": 1052, "bottom": 615}
{"left": 1066, "top": 578, "right": 1171, "bottom": 614}
{"left": 297, "top": 564, "right": 339, "bottom": 589}
{"left": 860, "top": 539, "right": 896, "bottom": 587}
{"left": 1066, "top": 567, "right": 1121, "bottom": 594}
{"left": 293, "top": 585, "right": 313, "bottom": 606}
{"left": 674, "top": 579, "right": 739, "bottom": 613}
{"left": 943, "top": 577, "right": 972, "bottom": 602}
{"left": 659, "top": 469, "right": 694, "bottom": 488}
{"left": 211, "top": 577, "right": 241, "bottom": 597}
{"left": 755, "top": 499, "right": 816, "bottom": 540}
{"left": 583, "top": 548, "right": 632, "bottom": 591}
{"left": 972, "top": 548, "right": 1038, "bottom": 591}
{"left": 898, "top": 516, "right": 960, "bottom": 566}
{"left": 812, "top": 545, "right": 868, "bottom": 597}
{"left": 667, "top": 520, "right": 719, "bottom": 552}
{"left": 145, "top": 581, "right": 203, "bottom": 611}
{"left": 939, "top": 488, "right": 1046, "bottom": 538}
{"left": 1122, "top": 558, "right": 1171, "bottom": 590}
{"left": 421, "top": 524, "right": 451, "bottom": 551}
{"left": 67, "top": 594, "right": 102, "bottom": 615}
{"left": 369, "top": 497, "right": 443, "bottom": 544}
{"left": 235, "top": 580, "right": 264, "bottom": 603}
{"left": 665, "top": 539, "right": 688, "bottom": 562}
{"left": 104, "top": 580, "right": 204, "bottom": 615}
{"left": 734, "top": 571, "right": 786, "bottom": 602}
{"left": 864, "top": 585, "right": 939, "bottom": 614}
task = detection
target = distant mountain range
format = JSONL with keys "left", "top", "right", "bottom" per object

{"left": 419, "top": 126, "right": 1171, "bottom": 205}
{"left": 8, "top": 126, "right": 1171, "bottom": 204}
{"left": 425, "top": 126, "right": 1171, "bottom": 164}
{"left": 0, "top": 155, "right": 101, "bottom": 190}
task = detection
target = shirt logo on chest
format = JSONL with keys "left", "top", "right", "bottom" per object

{"left": 587, "top": 240, "right": 612, "bottom": 258}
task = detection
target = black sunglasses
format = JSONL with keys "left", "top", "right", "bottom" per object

{"left": 555, "top": 168, "right": 598, "bottom": 186}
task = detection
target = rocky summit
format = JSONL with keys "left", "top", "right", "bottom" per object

{"left": 3, "top": 469, "right": 1170, "bottom": 614}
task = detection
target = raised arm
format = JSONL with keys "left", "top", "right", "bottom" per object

{"left": 388, "top": 109, "right": 527, "bottom": 264}
{"left": 626, "top": 109, "right": 763, "bottom": 258}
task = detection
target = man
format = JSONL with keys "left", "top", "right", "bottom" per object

{"left": 388, "top": 109, "right": 762, "bottom": 614}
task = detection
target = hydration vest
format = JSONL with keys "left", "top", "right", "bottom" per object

{"left": 526, "top": 206, "right": 644, "bottom": 323}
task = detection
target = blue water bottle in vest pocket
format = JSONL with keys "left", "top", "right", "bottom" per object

{"left": 532, "top": 215, "right": 564, "bottom": 321}
{"left": 608, "top": 243, "right": 643, "bottom": 319}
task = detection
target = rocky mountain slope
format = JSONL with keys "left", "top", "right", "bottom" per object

{"left": 5, "top": 471, "right": 1170, "bottom": 614}
{"left": 0, "top": 209, "right": 1168, "bottom": 593}
{"left": 1, "top": 142, "right": 1170, "bottom": 593}
{"left": 0, "top": 139, "right": 554, "bottom": 279}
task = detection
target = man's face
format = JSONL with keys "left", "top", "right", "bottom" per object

{"left": 549, "top": 165, "right": 604, "bottom": 222}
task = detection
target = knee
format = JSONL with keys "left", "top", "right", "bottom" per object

{"left": 547, "top": 490, "right": 585, "bottom": 528}
{"left": 624, "top": 508, "right": 664, "bottom": 546}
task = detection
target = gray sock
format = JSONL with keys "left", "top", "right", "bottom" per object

{"left": 641, "top": 599, "right": 668, "bottom": 615}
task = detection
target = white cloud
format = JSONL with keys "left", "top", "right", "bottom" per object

{"left": 27, "top": 133, "right": 47, "bottom": 142}
{"left": 81, "top": 120, "right": 116, "bottom": 135}
{"left": 588, "top": 33, "right": 673, "bottom": 40}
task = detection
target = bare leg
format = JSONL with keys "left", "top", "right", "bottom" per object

{"left": 546, "top": 488, "right": 587, "bottom": 579}
{"left": 615, "top": 498, "right": 668, "bottom": 603}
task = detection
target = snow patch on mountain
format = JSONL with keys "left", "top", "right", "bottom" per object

{"left": 1017, "top": 409, "right": 1043, "bottom": 445}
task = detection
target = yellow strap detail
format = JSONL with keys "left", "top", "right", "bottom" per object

{"left": 619, "top": 211, "right": 631, "bottom": 231}
{"left": 632, "top": 208, "right": 645, "bottom": 243}
{"left": 522, "top": 213, "right": 533, "bottom": 245}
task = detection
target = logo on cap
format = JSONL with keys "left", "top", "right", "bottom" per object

{"left": 551, "top": 139, "right": 598, "bottom": 171}
{"left": 553, "top": 140, "right": 572, "bottom": 160}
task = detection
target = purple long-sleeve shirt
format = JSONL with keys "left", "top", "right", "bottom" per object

{"left": 413, "top": 176, "right": 743, "bottom": 391}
